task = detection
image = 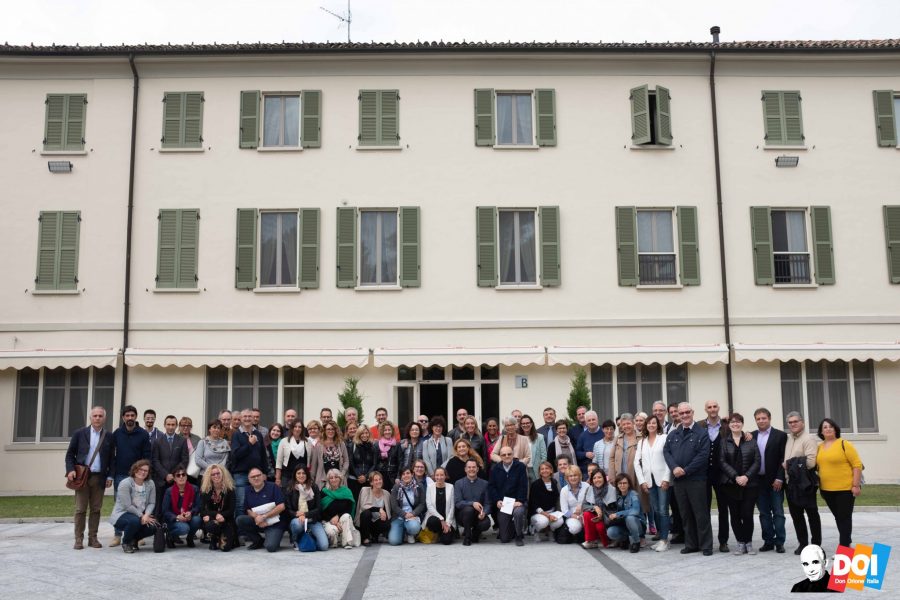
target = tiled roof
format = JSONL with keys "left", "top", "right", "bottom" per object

{"left": 2, "top": 39, "right": 900, "bottom": 57}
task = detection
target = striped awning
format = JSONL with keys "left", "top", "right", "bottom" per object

{"left": 733, "top": 343, "right": 900, "bottom": 363}
{"left": 124, "top": 348, "right": 370, "bottom": 369}
{"left": 0, "top": 348, "right": 120, "bottom": 370}
{"left": 373, "top": 346, "right": 546, "bottom": 368}
{"left": 547, "top": 344, "right": 729, "bottom": 366}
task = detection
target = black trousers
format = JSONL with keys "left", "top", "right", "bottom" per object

{"left": 425, "top": 516, "right": 455, "bottom": 545}
{"left": 202, "top": 518, "right": 237, "bottom": 547}
{"left": 724, "top": 486, "right": 759, "bottom": 543}
{"left": 669, "top": 483, "right": 683, "bottom": 535}
{"left": 358, "top": 515, "right": 391, "bottom": 543}
{"left": 456, "top": 506, "right": 491, "bottom": 541}
{"left": 786, "top": 488, "right": 822, "bottom": 547}
{"left": 821, "top": 490, "right": 855, "bottom": 548}
{"left": 706, "top": 480, "right": 730, "bottom": 544}
{"left": 674, "top": 478, "right": 713, "bottom": 552}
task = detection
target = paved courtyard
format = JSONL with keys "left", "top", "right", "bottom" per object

{"left": 1, "top": 512, "right": 897, "bottom": 599}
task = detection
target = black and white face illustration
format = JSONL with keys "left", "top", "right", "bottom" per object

{"left": 800, "top": 545, "right": 828, "bottom": 582}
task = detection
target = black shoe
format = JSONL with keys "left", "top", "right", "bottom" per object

{"left": 166, "top": 537, "right": 176, "bottom": 549}
{"left": 776, "top": 545, "right": 785, "bottom": 554}
{"left": 247, "top": 540, "right": 264, "bottom": 550}
{"left": 174, "top": 537, "right": 185, "bottom": 545}
{"left": 123, "top": 543, "right": 135, "bottom": 554}
{"left": 680, "top": 547, "right": 699, "bottom": 554}
{"left": 794, "top": 547, "right": 804, "bottom": 555}
{"left": 362, "top": 539, "right": 371, "bottom": 547}
{"left": 719, "top": 543, "right": 729, "bottom": 553}
{"left": 515, "top": 537, "right": 524, "bottom": 547}
{"left": 619, "top": 540, "right": 629, "bottom": 550}
{"left": 187, "top": 537, "right": 195, "bottom": 548}
{"left": 630, "top": 542, "right": 640, "bottom": 553}
{"left": 759, "top": 543, "right": 774, "bottom": 552}
{"left": 463, "top": 538, "right": 471, "bottom": 546}
{"left": 702, "top": 549, "right": 713, "bottom": 556}
{"left": 670, "top": 534, "right": 685, "bottom": 544}
{"left": 209, "top": 539, "right": 219, "bottom": 551}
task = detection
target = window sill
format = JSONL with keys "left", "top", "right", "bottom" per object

{"left": 31, "top": 289, "right": 79, "bottom": 295}
{"left": 495, "top": 284, "right": 543, "bottom": 291}
{"left": 5, "top": 442, "right": 69, "bottom": 452}
{"left": 356, "top": 145, "right": 402, "bottom": 151}
{"left": 637, "top": 283, "right": 683, "bottom": 289}
{"left": 153, "top": 288, "right": 200, "bottom": 294}
{"left": 772, "top": 283, "right": 818, "bottom": 289}
{"left": 355, "top": 285, "right": 402, "bottom": 291}
{"left": 41, "top": 150, "right": 87, "bottom": 156}
{"left": 159, "top": 147, "right": 205, "bottom": 153}
{"left": 630, "top": 145, "right": 675, "bottom": 151}
{"left": 258, "top": 146, "right": 302, "bottom": 152}
{"left": 763, "top": 145, "right": 808, "bottom": 151}
{"left": 492, "top": 144, "right": 539, "bottom": 150}
{"left": 253, "top": 287, "right": 301, "bottom": 294}
{"left": 842, "top": 433, "right": 886, "bottom": 442}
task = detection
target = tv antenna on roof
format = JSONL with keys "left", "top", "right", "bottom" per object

{"left": 320, "top": 1, "right": 352, "bottom": 43}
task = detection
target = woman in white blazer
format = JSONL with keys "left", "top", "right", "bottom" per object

{"left": 559, "top": 465, "right": 590, "bottom": 536}
{"left": 634, "top": 415, "right": 672, "bottom": 552}
{"left": 424, "top": 467, "right": 456, "bottom": 544}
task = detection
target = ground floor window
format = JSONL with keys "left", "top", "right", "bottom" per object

{"left": 590, "top": 363, "right": 688, "bottom": 420}
{"left": 205, "top": 366, "right": 304, "bottom": 428}
{"left": 394, "top": 365, "right": 500, "bottom": 430}
{"left": 14, "top": 366, "right": 115, "bottom": 442}
{"left": 780, "top": 360, "right": 878, "bottom": 433}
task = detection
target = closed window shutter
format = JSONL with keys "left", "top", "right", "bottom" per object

{"left": 301, "top": 90, "right": 322, "bottom": 148}
{"left": 535, "top": 89, "right": 557, "bottom": 146}
{"left": 336, "top": 207, "right": 357, "bottom": 288}
{"left": 873, "top": 90, "right": 897, "bottom": 147}
{"left": 399, "top": 206, "right": 421, "bottom": 288}
{"left": 178, "top": 209, "right": 199, "bottom": 288}
{"left": 65, "top": 94, "right": 87, "bottom": 151}
{"left": 677, "top": 206, "right": 700, "bottom": 285}
{"left": 183, "top": 92, "right": 204, "bottom": 148}
{"left": 162, "top": 92, "right": 183, "bottom": 147}
{"left": 474, "top": 88, "right": 495, "bottom": 146}
{"left": 156, "top": 210, "right": 178, "bottom": 288}
{"left": 57, "top": 211, "right": 80, "bottom": 290}
{"left": 239, "top": 90, "right": 260, "bottom": 149}
{"left": 750, "top": 206, "right": 774, "bottom": 285}
{"left": 782, "top": 91, "right": 804, "bottom": 145}
{"left": 380, "top": 90, "right": 399, "bottom": 145}
{"left": 884, "top": 205, "right": 900, "bottom": 283}
{"left": 655, "top": 86, "right": 673, "bottom": 146}
{"left": 235, "top": 208, "right": 257, "bottom": 289}
{"left": 36, "top": 211, "right": 59, "bottom": 289}
{"left": 358, "top": 90, "right": 378, "bottom": 145}
{"left": 43, "top": 95, "right": 66, "bottom": 150}
{"left": 476, "top": 206, "right": 497, "bottom": 287}
{"left": 539, "top": 206, "right": 560, "bottom": 286}
{"left": 630, "top": 85, "right": 651, "bottom": 145}
{"left": 762, "top": 91, "right": 784, "bottom": 144}
{"left": 616, "top": 206, "right": 638, "bottom": 286}
{"left": 298, "top": 208, "right": 320, "bottom": 289}
{"left": 810, "top": 206, "right": 834, "bottom": 285}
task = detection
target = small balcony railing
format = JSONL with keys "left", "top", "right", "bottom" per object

{"left": 639, "top": 254, "right": 677, "bottom": 285}
{"left": 774, "top": 253, "right": 811, "bottom": 284}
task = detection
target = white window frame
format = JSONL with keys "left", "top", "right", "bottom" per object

{"left": 781, "top": 360, "right": 879, "bottom": 434}
{"left": 204, "top": 366, "right": 305, "bottom": 426}
{"left": 495, "top": 91, "right": 536, "bottom": 147}
{"left": 391, "top": 365, "right": 501, "bottom": 425}
{"left": 258, "top": 210, "right": 299, "bottom": 288}
{"left": 590, "top": 363, "right": 689, "bottom": 419}
{"left": 497, "top": 208, "right": 538, "bottom": 287}
{"left": 261, "top": 93, "right": 301, "bottom": 149}
{"left": 358, "top": 209, "right": 399, "bottom": 287}
{"left": 636, "top": 208, "right": 678, "bottom": 285}
{"left": 771, "top": 208, "right": 813, "bottom": 285}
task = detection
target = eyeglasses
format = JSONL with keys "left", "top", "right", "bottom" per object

{"left": 249, "top": 474, "right": 264, "bottom": 479}
{"left": 678, "top": 410, "right": 692, "bottom": 415}
{"left": 174, "top": 473, "right": 187, "bottom": 478}
{"left": 787, "top": 420, "right": 801, "bottom": 425}
{"left": 500, "top": 453, "right": 512, "bottom": 457}
{"left": 210, "top": 472, "right": 222, "bottom": 477}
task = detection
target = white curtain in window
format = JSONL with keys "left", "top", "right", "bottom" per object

{"left": 381, "top": 212, "right": 397, "bottom": 284}
{"left": 499, "top": 211, "right": 516, "bottom": 283}
{"left": 780, "top": 361, "right": 804, "bottom": 425}
{"left": 637, "top": 211, "right": 673, "bottom": 252}
{"left": 260, "top": 213, "right": 278, "bottom": 286}
{"left": 263, "top": 96, "right": 282, "bottom": 146}
{"left": 41, "top": 387, "right": 65, "bottom": 439}
{"left": 360, "top": 211, "right": 377, "bottom": 284}
{"left": 515, "top": 94, "right": 532, "bottom": 144}
{"left": 280, "top": 214, "right": 297, "bottom": 285}
{"left": 518, "top": 211, "right": 536, "bottom": 283}
{"left": 497, "top": 95, "right": 512, "bottom": 144}
{"left": 284, "top": 96, "right": 299, "bottom": 146}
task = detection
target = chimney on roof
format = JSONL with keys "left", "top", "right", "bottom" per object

{"left": 710, "top": 26, "right": 721, "bottom": 44}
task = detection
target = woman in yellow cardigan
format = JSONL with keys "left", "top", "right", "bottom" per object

{"left": 816, "top": 418, "right": 863, "bottom": 548}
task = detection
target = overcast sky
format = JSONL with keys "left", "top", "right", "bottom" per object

{"left": 3, "top": 0, "right": 898, "bottom": 46}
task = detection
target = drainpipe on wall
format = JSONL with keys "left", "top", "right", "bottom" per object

{"left": 120, "top": 54, "right": 139, "bottom": 408}
{"left": 708, "top": 26, "right": 735, "bottom": 414}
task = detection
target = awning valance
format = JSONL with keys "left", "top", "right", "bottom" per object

{"left": 124, "top": 348, "right": 370, "bottom": 369}
{"left": 0, "top": 348, "right": 120, "bottom": 370}
{"left": 373, "top": 346, "right": 546, "bottom": 368}
{"left": 547, "top": 344, "right": 729, "bottom": 366}
{"left": 733, "top": 343, "right": 900, "bottom": 363}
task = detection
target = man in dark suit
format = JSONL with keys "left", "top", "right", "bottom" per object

{"left": 151, "top": 414, "right": 189, "bottom": 518}
{"left": 702, "top": 400, "right": 731, "bottom": 552}
{"left": 753, "top": 407, "right": 789, "bottom": 553}
{"left": 489, "top": 446, "right": 529, "bottom": 546}
{"left": 65, "top": 405, "right": 114, "bottom": 550}
{"left": 536, "top": 407, "right": 557, "bottom": 446}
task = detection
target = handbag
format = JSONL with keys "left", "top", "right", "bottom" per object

{"left": 841, "top": 440, "right": 865, "bottom": 486}
{"left": 298, "top": 532, "right": 317, "bottom": 552}
{"left": 187, "top": 449, "right": 200, "bottom": 478}
{"left": 66, "top": 430, "right": 106, "bottom": 491}
{"left": 417, "top": 527, "right": 437, "bottom": 544}
{"left": 153, "top": 522, "right": 168, "bottom": 553}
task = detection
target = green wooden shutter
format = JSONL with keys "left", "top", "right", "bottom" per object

{"left": 677, "top": 206, "right": 700, "bottom": 285}
{"left": 476, "top": 206, "right": 497, "bottom": 287}
{"left": 782, "top": 91, "right": 804, "bottom": 145}
{"left": 44, "top": 94, "right": 66, "bottom": 151}
{"left": 380, "top": 90, "right": 399, "bottom": 145}
{"left": 630, "top": 85, "right": 651, "bottom": 145}
{"left": 750, "top": 206, "right": 774, "bottom": 285}
{"left": 36, "top": 211, "right": 79, "bottom": 290}
{"left": 539, "top": 206, "right": 560, "bottom": 286}
{"left": 162, "top": 92, "right": 183, "bottom": 147}
{"left": 474, "top": 88, "right": 495, "bottom": 146}
{"left": 178, "top": 209, "right": 199, "bottom": 288}
{"left": 616, "top": 207, "right": 638, "bottom": 286}
{"left": 762, "top": 91, "right": 783, "bottom": 145}
{"left": 57, "top": 211, "right": 80, "bottom": 290}
{"left": 873, "top": 90, "right": 897, "bottom": 147}
{"left": 235, "top": 208, "right": 257, "bottom": 289}
{"left": 301, "top": 90, "right": 322, "bottom": 148}
{"left": 298, "top": 208, "right": 320, "bottom": 289}
{"left": 156, "top": 210, "right": 178, "bottom": 288}
{"left": 183, "top": 92, "right": 204, "bottom": 148}
{"left": 336, "top": 207, "right": 357, "bottom": 288}
{"left": 358, "top": 90, "right": 378, "bottom": 145}
{"left": 239, "top": 90, "right": 260, "bottom": 149}
{"left": 36, "top": 211, "right": 59, "bottom": 289}
{"left": 810, "top": 206, "right": 834, "bottom": 285}
{"left": 535, "top": 89, "right": 557, "bottom": 147}
{"left": 884, "top": 205, "right": 900, "bottom": 283}
{"left": 655, "top": 86, "right": 673, "bottom": 146}
{"left": 399, "top": 206, "right": 421, "bottom": 288}
{"left": 64, "top": 94, "right": 86, "bottom": 151}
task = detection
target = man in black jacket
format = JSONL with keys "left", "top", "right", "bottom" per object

{"left": 753, "top": 407, "right": 788, "bottom": 553}
{"left": 702, "top": 400, "right": 731, "bottom": 552}
{"left": 65, "top": 406, "right": 114, "bottom": 550}
{"left": 151, "top": 415, "right": 189, "bottom": 518}
{"left": 489, "top": 447, "right": 529, "bottom": 546}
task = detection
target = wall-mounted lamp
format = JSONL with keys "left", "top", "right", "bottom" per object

{"left": 48, "top": 161, "right": 73, "bottom": 173}
{"left": 774, "top": 155, "right": 799, "bottom": 168}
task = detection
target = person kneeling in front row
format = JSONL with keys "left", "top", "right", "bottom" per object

{"left": 162, "top": 465, "right": 201, "bottom": 548}
{"left": 606, "top": 474, "right": 644, "bottom": 553}
{"left": 236, "top": 467, "right": 286, "bottom": 552}
{"left": 108, "top": 459, "right": 157, "bottom": 554}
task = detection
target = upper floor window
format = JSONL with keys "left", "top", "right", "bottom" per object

{"left": 771, "top": 210, "right": 810, "bottom": 284}
{"left": 336, "top": 207, "right": 419, "bottom": 288}
{"left": 360, "top": 210, "right": 398, "bottom": 286}
{"left": 156, "top": 209, "right": 199, "bottom": 289}
{"left": 616, "top": 206, "right": 699, "bottom": 287}
{"left": 162, "top": 92, "right": 204, "bottom": 149}
{"left": 750, "top": 206, "right": 834, "bottom": 286}
{"left": 781, "top": 360, "right": 878, "bottom": 434}
{"left": 761, "top": 90, "right": 804, "bottom": 146}
{"left": 499, "top": 209, "right": 536, "bottom": 284}
{"left": 43, "top": 94, "right": 86, "bottom": 152}
{"left": 234, "top": 208, "right": 320, "bottom": 290}
{"left": 358, "top": 90, "right": 399, "bottom": 147}
{"left": 35, "top": 210, "right": 80, "bottom": 292}
{"left": 474, "top": 88, "right": 556, "bottom": 147}
{"left": 260, "top": 211, "right": 298, "bottom": 287}
{"left": 476, "top": 206, "right": 560, "bottom": 288}
{"left": 637, "top": 210, "right": 676, "bottom": 284}
{"left": 239, "top": 90, "right": 321, "bottom": 149}
{"left": 629, "top": 85, "right": 672, "bottom": 146}
{"left": 264, "top": 95, "right": 300, "bottom": 147}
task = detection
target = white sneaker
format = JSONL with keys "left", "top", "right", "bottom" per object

{"left": 406, "top": 534, "right": 415, "bottom": 544}
{"left": 746, "top": 543, "right": 757, "bottom": 555}
{"left": 655, "top": 541, "right": 669, "bottom": 552}
{"left": 582, "top": 541, "right": 599, "bottom": 549}
{"left": 733, "top": 543, "right": 745, "bottom": 555}
{"left": 109, "top": 536, "right": 121, "bottom": 548}
{"left": 533, "top": 532, "right": 543, "bottom": 543}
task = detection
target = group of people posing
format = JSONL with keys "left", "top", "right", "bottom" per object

{"left": 65, "top": 399, "right": 863, "bottom": 557}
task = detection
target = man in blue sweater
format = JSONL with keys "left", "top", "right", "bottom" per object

{"left": 574, "top": 410, "right": 604, "bottom": 477}
{"left": 109, "top": 404, "right": 151, "bottom": 546}
{"left": 489, "top": 446, "right": 528, "bottom": 546}
{"left": 663, "top": 402, "right": 713, "bottom": 556}
{"left": 230, "top": 409, "right": 268, "bottom": 520}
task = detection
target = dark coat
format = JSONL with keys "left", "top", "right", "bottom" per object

{"left": 488, "top": 459, "right": 528, "bottom": 505}
{"left": 162, "top": 484, "right": 201, "bottom": 524}
{"left": 528, "top": 477, "right": 560, "bottom": 516}
{"left": 374, "top": 443, "right": 401, "bottom": 485}
{"left": 663, "top": 422, "right": 710, "bottom": 482}
{"left": 752, "top": 427, "right": 788, "bottom": 484}
{"left": 65, "top": 426, "right": 114, "bottom": 478}
{"left": 200, "top": 488, "right": 236, "bottom": 522}
{"left": 718, "top": 434, "right": 761, "bottom": 487}
{"left": 111, "top": 425, "right": 151, "bottom": 478}
{"left": 284, "top": 483, "right": 324, "bottom": 522}
{"left": 348, "top": 440, "right": 377, "bottom": 479}
{"left": 151, "top": 433, "right": 189, "bottom": 486}
{"left": 229, "top": 428, "right": 268, "bottom": 475}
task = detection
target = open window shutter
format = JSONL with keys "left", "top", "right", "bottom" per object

{"left": 655, "top": 86, "right": 673, "bottom": 146}
{"left": 380, "top": 90, "right": 399, "bottom": 145}
{"left": 65, "top": 94, "right": 86, "bottom": 151}
{"left": 884, "top": 205, "right": 900, "bottom": 283}
{"left": 476, "top": 206, "right": 497, "bottom": 287}
{"left": 539, "top": 206, "right": 561, "bottom": 286}
{"left": 535, "top": 88, "right": 557, "bottom": 146}
{"left": 762, "top": 91, "right": 784, "bottom": 145}
{"left": 178, "top": 209, "right": 199, "bottom": 288}
{"left": 301, "top": 90, "right": 322, "bottom": 148}
{"left": 616, "top": 207, "right": 638, "bottom": 286}
{"left": 44, "top": 94, "right": 65, "bottom": 150}
{"left": 474, "top": 88, "right": 495, "bottom": 146}
{"left": 358, "top": 90, "right": 378, "bottom": 145}
{"left": 36, "top": 212, "right": 59, "bottom": 289}
{"left": 810, "top": 206, "right": 834, "bottom": 285}
{"left": 336, "top": 207, "right": 357, "bottom": 288}
{"left": 677, "top": 206, "right": 700, "bottom": 285}
{"left": 630, "top": 85, "right": 651, "bottom": 145}
{"left": 298, "top": 208, "right": 320, "bottom": 289}
{"left": 782, "top": 91, "right": 803, "bottom": 145}
{"left": 156, "top": 209, "right": 178, "bottom": 288}
{"left": 235, "top": 208, "right": 257, "bottom": 289}
{"left": 399, "top": 206, "right": 421, "bottom": 288}
{"left": 873, "top": 90, "right": 897, "bottom": 147}
{"left": 183, "top": 92, "right": 204, "bottom": 148}
{"left": 57, "top": 211, "right": 80, "bottom": 290}
{"left": 162, "top": 92, "right": 183, "bottom": 147}
{"left": 750, "top": 206, "right": 774, "bottom": 285}
{"left": 239, "top": 90, "right": 260, "bottom": 149}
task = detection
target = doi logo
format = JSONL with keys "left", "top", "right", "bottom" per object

{"left": 828, "top": 543, "right": 892, "bottom": 592}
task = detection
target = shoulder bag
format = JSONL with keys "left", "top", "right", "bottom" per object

{"left": 66, "top": 430, "right": 106, "bottom": 491}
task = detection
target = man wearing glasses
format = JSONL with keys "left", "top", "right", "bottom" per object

{"left": 151, "top": 415, "right": 189, "bottom": 519}
{"left": 782, "top": 411, "right": 821, "bottom": 555}
{"left": 417, "top": 415, "right": 431, "bottom": 438}
{"left": 488, "top": 446, "right": 528, "bottom": 546}
{"left": 663, "top": 402, "right": 713, "bottom": 556}
{"left": 449, "top": 408, "right": 468, "bottom": 441}
{"left": 236, "top": 467, "right": 286, "bottom": 552}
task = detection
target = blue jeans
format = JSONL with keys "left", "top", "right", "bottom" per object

{"left": 236, "top": 515, "right": 285, "bottom": 552}
{"left": 167, "top": 515, "right": 202, "bottom": 540}
{"left": 289, "top": 518, "right": 329, "bottom": 551}
{"left": 388, "top": 517, "right": 421, "bottom": 545}
{"left": 607, "top": 515, "right": 644, "bottom": 544}
{"left": 756, "top": 484, "right": 786, "bottom": 546}
{"left": 114, "top": 513, "right": 156, "bottom": 544}
{"left": 233, "top": 472, "right": 249, "bottom": 519}
{"left": 648, "top": 484, "right": 670, "bottom": 540}
{"left": 112, "top": 475, "right": 128, "bottom": 536}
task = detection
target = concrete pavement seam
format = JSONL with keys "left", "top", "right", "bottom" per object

{"left": 340, "top": 543, "right": 381, "bottom": 600}
{"left": 586, "top": 548, "right": 666, "bottom": 600}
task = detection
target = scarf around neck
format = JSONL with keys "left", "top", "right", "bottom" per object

{"left": 379, "top": 437, "right": 397, "bottom": 459}
{"left": 205, "top": 436, "right": 230, "bottom": 455}
{"left": 321, "top": 485, "right": 355, "bottom": 516}
{"left": 288, "top": 437, "right": 307, "bottom": 461}
{"left": 171, "top": 483, "right": 195, "bottom": 514}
